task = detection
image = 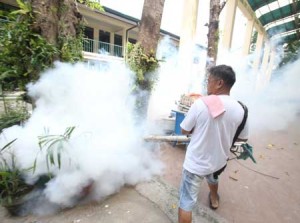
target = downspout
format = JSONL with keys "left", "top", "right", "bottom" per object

{"left": 125, "top": 22, "right": 139, "bottom": 62}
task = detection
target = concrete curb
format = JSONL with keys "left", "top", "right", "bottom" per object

{"left": 135, "top": 176, "right": 228, "bottom": 223}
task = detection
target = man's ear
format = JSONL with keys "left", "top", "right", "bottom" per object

{"left": 216, "top": 79, "right": 224, "bottom": 89}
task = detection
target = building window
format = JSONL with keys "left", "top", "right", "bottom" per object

{"left": 114, "top": 34, "right": 122, "bottom": 46}
{"left": 83, "top": 27, "right": 94, "bottom": 52}
{"left": 114, "top": 34, "right": 123, "bottom": 57}
{"left": 84, "top": 27, "right": 94, "bottom": 39}
{"left": 99, "top": 30, "right": 110, "bottom": 54}
{"left": 99, "top": 30, "right": 110, "bottom": 43}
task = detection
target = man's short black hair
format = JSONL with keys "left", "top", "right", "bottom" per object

{"left": 208, "top": 65, "right": 236, "bottom": 88}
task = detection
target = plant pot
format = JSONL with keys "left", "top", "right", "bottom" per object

{"left": 3, "top": 199, "right": 28, "bottom": 217}
{"left": 1, "top": 175, "right": 52, "bottom": 217}
{"left": 2, "top": 187, "right": 45, "bottom": 217}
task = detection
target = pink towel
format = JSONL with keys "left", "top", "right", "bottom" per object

{"left": 201, "top": 95, "right": 225, "bottom": 118}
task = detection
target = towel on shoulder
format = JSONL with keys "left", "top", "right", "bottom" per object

{"left": 201, "top": 95, "right": 225, "bottom": 118}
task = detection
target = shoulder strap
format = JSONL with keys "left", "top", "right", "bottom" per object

{"left": 232, "top": 101, "right": 248, "bottom": 147}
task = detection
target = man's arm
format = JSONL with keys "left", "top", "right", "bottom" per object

{"left": 181, "top": 127, "right": 194, "bottom": 135}
{"left": 180, "top": 102, "right": 198, "bottom": 135}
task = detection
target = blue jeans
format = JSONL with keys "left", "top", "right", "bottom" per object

{"left": 179, "top": 169, "right": 220, "bottom": 211}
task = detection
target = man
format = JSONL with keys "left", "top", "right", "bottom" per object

{"left": 178, "top": 65, "right": 249, "bottom": 223}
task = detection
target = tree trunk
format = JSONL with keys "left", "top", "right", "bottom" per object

{"left": 30, "top": 0, "right": 60, "bottom": 45}
{"left": 132, "top": 0, "right": 165, "bottom": 122}
{"left": 206, "top": 0, "right": 222, "bottom": 69}
{"left": 58, "top": 0, "right": 82, "bottom": 39}
{"left": 30, "top": 0, "right": 82, "bottom": 53}
{"left": 138, "top": 0, "right": 165, "bottom": 55}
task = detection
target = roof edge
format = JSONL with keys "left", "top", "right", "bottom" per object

{"left": 103, "top": 6, "right": 180, "bottom": 40}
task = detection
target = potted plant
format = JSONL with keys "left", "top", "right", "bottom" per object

{"left": 0, "top": 126, "right": 84, "bottom": 216}
{"left": 0, "top": 139, "right": 34, "bottom": 216}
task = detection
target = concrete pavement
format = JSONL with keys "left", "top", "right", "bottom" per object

{"left": 1, "top": 177, "right": 226, "bottom": 223}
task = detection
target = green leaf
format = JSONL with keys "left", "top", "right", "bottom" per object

{"left": 64, "top": 126, "right": 75, "bottom": 139}
{"left": 49, "top": 152, "right": 55, "bottom": 166}
{"left": 46, "top": 154, "right": 50, "bottom": 171}
{"left": 1, "top": 138, "right": 17, "bottom": 152}
{"left": 0, "top": 171, "right": 10, "bottom": 177}
{"left": 57, "top": 152, "right": 61, "bottom": 169}
{"left": 16, "top": 0, "right": 27, "bottom": 10}
{"left": 36, "top": 126, "right": 76, "bottom": 172}
{"left": 32, "top": 158, "right": 37, "bottom": 173}
{"left": 46, "top": 139, "right": 63, "bottom": 152}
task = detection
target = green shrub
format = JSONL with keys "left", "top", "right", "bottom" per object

{"left": 36, "top": 126, "right": 76, "bottom": 172}
{"left": 0, "top": 2, "right": 58, "bottom": 91}
{"left": 126, "top": 43, "right": 160, "bottom": 91}
{"left": 0, "top": 139, "right": 33, "bottom": 206}
{"left": 0, "top": 109, "right": 30, "bottom": 133}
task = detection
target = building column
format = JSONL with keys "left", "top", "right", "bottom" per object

{"left": 110, "top": 32, "right": 115, "bottom": 56}
{"left": 93, "top": 28, "right": 99, "bottom": 53}
{"left": 261, "top": 41, "right": 270, "bottom": 74}
{"left": 242, "top": 19, "right": 254, "bottom": 56}
{"left": 178, "top": 0, "right": 199, "bottom": 93}
{"left": 222, "top": 0, "right": 238, "bottom": 50}
{"left": 178, "top": 0, "right": 199, "bottom": 58}
{"left": 265, "top": 49, "right": 275, "bottom": 84}
{"left": 122, "top": 29, "right": 127, "bottom": 57}
{"left": 253, "top": 32, "right": 264, "bottom": 70}
{"left": 255, "top": 41, "right": 270, "bottom": 91}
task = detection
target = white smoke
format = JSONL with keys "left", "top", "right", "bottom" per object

{"left": 148, "top": 37, "right": 207, "bottom": 114}
{"left": 147, "top": 36, "right": 207, "bottom": 134}
{"left": 246, "top": 58, "right": 300, "bottom": 131}
{"left": 1, "top": 34, "right": 298, "bottom": 216}
{"left": 217, "top": 47, "right": 300, "bottom": 132}
{"left": 147, "top": 37, "right": 180, "bottom": 123}
{"left": 149, "top": 36, "right": 300, "bottom": 134}
{"left": 0, "top": 61, "right": 162, "bottom": 213}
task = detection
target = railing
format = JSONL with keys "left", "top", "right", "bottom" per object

{"left": 83, "top": 38, "right": 123, "bottom": 58}
{"left": 0, "top": 19, "right": 124, "bottom": 58}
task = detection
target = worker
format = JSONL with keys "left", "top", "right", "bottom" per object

{"left": 178, "top": 65, "right": 249, "bottom": 223}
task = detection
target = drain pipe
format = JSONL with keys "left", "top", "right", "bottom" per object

{"left": 125, "top": 22, "right": 139, "bottom": 62}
